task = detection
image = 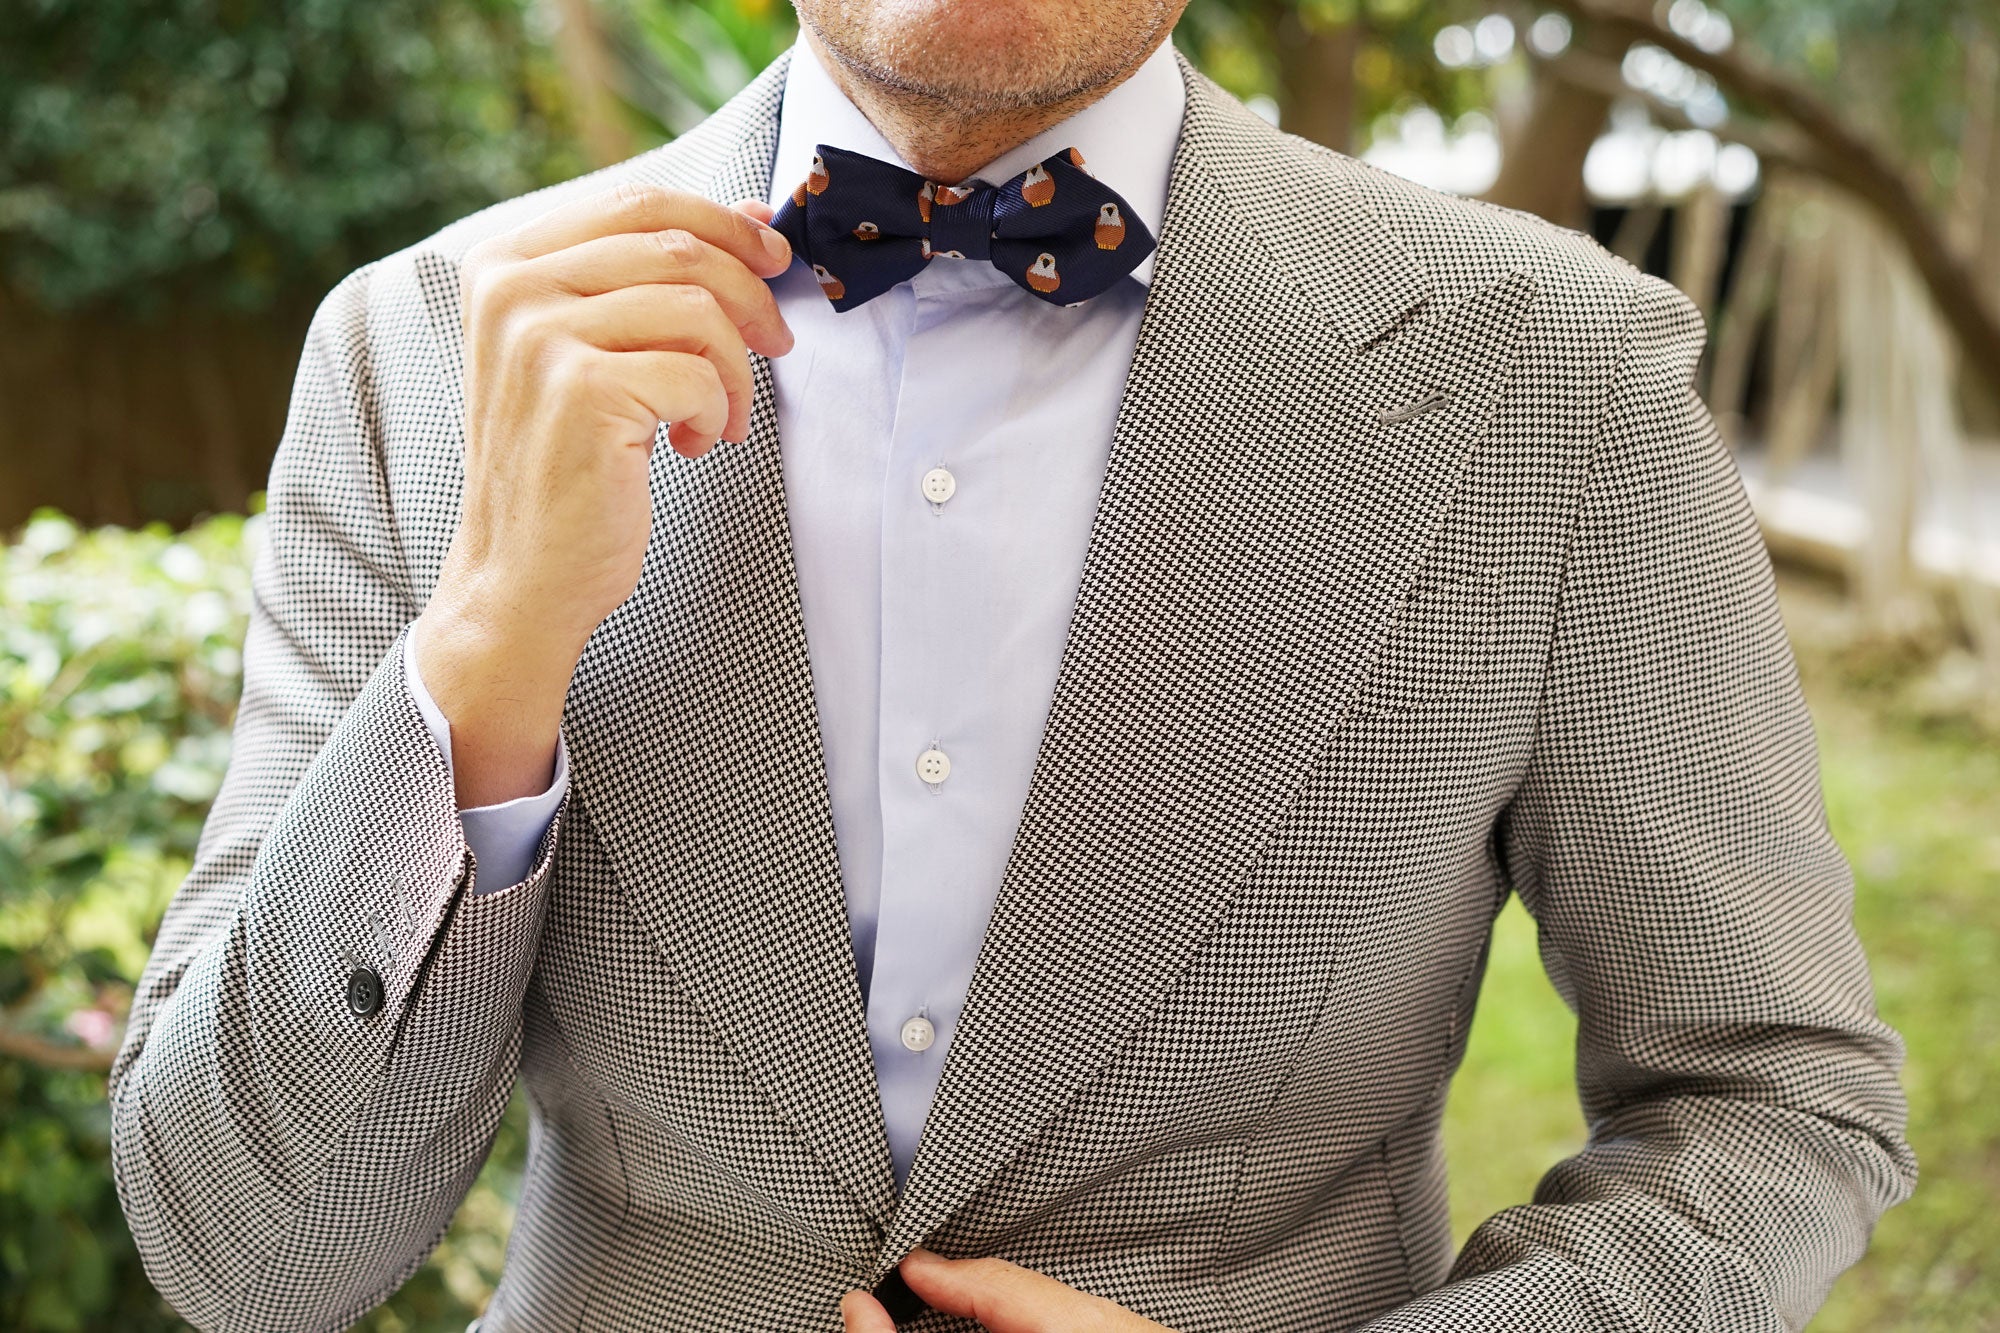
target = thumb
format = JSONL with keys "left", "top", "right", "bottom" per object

{"left": 840, "top": 1288, "right": 898, "bottom": 1333}
{"left": 899, "top": 1248, "right": 1081, "bottom": 1333}
{"left": 732, "top": 197, "right": 778, "bottom": 225}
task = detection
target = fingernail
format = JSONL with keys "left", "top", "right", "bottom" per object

{"left": 761, "top": 226, "right": 790, "bottom": 266}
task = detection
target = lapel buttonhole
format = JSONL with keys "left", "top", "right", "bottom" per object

{"left": 1378, "top": 388, "right": 1451, "bottom": 425}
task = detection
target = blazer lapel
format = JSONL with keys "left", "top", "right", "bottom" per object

{"left": 561, "top": 52, "right": 903, "bottom": 1249}
{"left": 876, "top": 58, "right": 1539, "bottom": 1269}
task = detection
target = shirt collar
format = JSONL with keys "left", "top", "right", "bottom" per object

{"left": 766, "top": 36, "right": 1185, "bottom": 286}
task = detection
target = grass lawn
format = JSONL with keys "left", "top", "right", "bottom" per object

{"left": 1441, "top": 575, "right": 2000, "bottom": 1330}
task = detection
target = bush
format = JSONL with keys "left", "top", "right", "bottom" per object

{"left": 0, "top": 508, "right": 523, "bottom": 1332}
{"left": 1, "top": 509, "right": 253, "bottom": 1327}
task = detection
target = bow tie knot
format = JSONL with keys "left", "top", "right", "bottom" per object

{"left": 920, "top": 178, "right": 997, "bottom": 262}
{"left": 769, "top": 143, "right": 1155, "bottom": 313}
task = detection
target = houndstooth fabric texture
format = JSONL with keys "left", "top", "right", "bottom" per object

{"left": 110, "top": 49, "right": 1915, "bottom": 1333}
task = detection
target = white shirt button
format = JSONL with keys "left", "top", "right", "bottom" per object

{"left": 916, "top": 747, "right": 951, "bottom": 784}
{"left": 900, "top": 1014, "right": 936, "bottom": 1052}
{"left": 921, "top": 466, "right": 956, "bottom": 504}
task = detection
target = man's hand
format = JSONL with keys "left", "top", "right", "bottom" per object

{"left": 839, "top": 1248, "right": 1175, "bottom": 1333}
{"left": 414, "top": 185, "right": 794, "bottom": 808}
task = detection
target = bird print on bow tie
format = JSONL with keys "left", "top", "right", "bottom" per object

{"left": 1095, "top": 203, "right": 1126, "bottom": 250}
{"left": 1020, "top": 163, "right": 1055, "bottom": 207}
{"left": 768, "top": 142, "right": 1156, "bottom": 312}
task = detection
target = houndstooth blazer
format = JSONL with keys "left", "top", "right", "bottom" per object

{"left": 110, "top": 49, "right": 1916, "bottom": 1333}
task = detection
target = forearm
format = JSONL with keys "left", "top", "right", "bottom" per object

{"left": 110, "top": 628, "right": 564, "bottom": 1332}
{"left": 404, "top": 625, "right": 570, "bottom": 893}
{"left": 1359, "top": 1093, "right": 1908, "bottom": 1333}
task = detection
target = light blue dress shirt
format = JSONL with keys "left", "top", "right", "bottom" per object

{"left": 405, "top": 37, "right": 1186, "bottom": 1189}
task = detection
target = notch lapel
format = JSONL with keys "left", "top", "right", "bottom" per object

{"left": 875, "top": 60, "right": 1539, "bottom": 1269}
{"left": 559, "top": 53, "right": 903, "bottom": 1249}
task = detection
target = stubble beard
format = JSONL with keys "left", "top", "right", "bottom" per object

{"left": 798, "top": 0, "right": 1180, "bottom": 120}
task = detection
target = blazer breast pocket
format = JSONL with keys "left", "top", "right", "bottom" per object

{"left": 1348, "top": 565, "right": 1500, "bottom": 718}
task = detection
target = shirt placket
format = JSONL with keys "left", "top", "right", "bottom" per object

{"left": 867, "top": 275, "right": 1017, "bottom": 1188}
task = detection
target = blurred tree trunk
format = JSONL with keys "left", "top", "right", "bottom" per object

{"left": 1608, "top": 199, "right": 1661, "bottom": 266}
{"left": 1954, "top": 35, "right": 2000, "bottom": 433}
{"left": 1707, "top": 174, "right": 1788, "bottom": 442}
{"left": 1670, "top": 180, "right": 1729, "bottom": 322}
{"left": 1764, "top": 193, "right": 1840, "bottom": 479}
{"left": 1251, "top": 2, "right": 1358, "bottom": 153}
{"left": 1835, "top": 206, "right": 1922, "bottom": 633}
{"left": 1485, "top": 3, "right": 1644, "bottom": 226}
{"left": 553, "top": 0, "right": 638, "bottom": 168}
{"left": 1279, "top": 11, "right": 1359, "bottom": 153}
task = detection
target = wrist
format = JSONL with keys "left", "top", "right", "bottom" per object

{"left": 416, "top": 580, "right": 589, "bottom": 680}
{"left": 412, "top": 588, "right": 584, "bottom": 807}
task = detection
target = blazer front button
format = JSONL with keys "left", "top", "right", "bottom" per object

{"left": 872, "top": 1267, "right": 931, "bottom": 1323}
{"left": 345, "top": 965, "right": 385, "bottom": 1017}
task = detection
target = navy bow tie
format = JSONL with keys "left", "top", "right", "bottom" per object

{"left": 769, "top": 143, "right": 1156, "bottom": 313}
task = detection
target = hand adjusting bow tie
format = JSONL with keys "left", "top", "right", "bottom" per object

{"left": 769, "top": 143, "right": 1156, "bottom": 313}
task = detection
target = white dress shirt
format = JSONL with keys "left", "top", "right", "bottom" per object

{"left": 406, "top": 36, "right": 1185, "bottom": 1189}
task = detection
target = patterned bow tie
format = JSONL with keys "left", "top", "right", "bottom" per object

{"left": 769, "top": 143, "right": 1156, "bottom": 313}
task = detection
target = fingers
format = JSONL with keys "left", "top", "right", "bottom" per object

{"left": 576, "top": 348, "right": 730, "bottom": 458}
{"left": 524, "top": 227, "right": 793, "bottom": 357}
{"left": 898, "top": 1248, "right": 1108, "bottom": 1333}
{"left": 565, "top": 284, "right": 756, "bottom": 441}
{"left": 840, "top": 1289, "right": 898, "bottom": 1333}
{"left": 732, "top": 197, "right": 777, "bottom": 226}
{"left": 495, "top": 181, "right": 792, "bottom": 277}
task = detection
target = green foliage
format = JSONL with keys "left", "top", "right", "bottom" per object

{"left": 610, "top": 0, "right": 799, "bottom": 139}
{"left": 0, "top": 510, "right": 526, "bottom": 1331}
{"left": 0, "top": 0, "right": 588, "bottom": 317}
{"left": 1708, "top": 0, "right": 1992, "bottom": 192}
{"left": 0, "top": 1060, "right": 185, "bottom": 1332}
{"left": 1177, "top": 0, "right": 1491, "bottom": 133}
{"left": 1, "top": 509, "right": 253, "bottom": 1038}
{"left": 0, "top": 510, "right": 260, "bottom": 1328}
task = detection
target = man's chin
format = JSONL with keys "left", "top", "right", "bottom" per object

{"left": 805, "top": 1, "right": 1121, "bottom": 110}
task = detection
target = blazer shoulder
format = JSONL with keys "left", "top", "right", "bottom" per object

{"left": 338, "top": 54, "right": 789, "bottom": 334}
{"left": 1302, "top": 149, "right": 1711, "bottom": 439}
{"left": 1179, "top": 66, "right": 1646, "bottom": 349}
{"left": 1310, "top": 140, "right": 1644, "bottom": 318}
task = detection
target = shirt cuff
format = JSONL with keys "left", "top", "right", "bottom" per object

{"left": 402, "top": 625, "right": 569, "bottom": 894}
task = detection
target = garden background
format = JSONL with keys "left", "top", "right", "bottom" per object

{"left": 2, "top": 0, "right": 1996, "bottom": 1328}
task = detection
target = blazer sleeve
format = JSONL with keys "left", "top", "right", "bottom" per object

{"left": 1363, "top": 273, "right": 1917, "bottom": 1333}
{"left": 108, "top": 261, "right": 569, "bottom": 1333}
